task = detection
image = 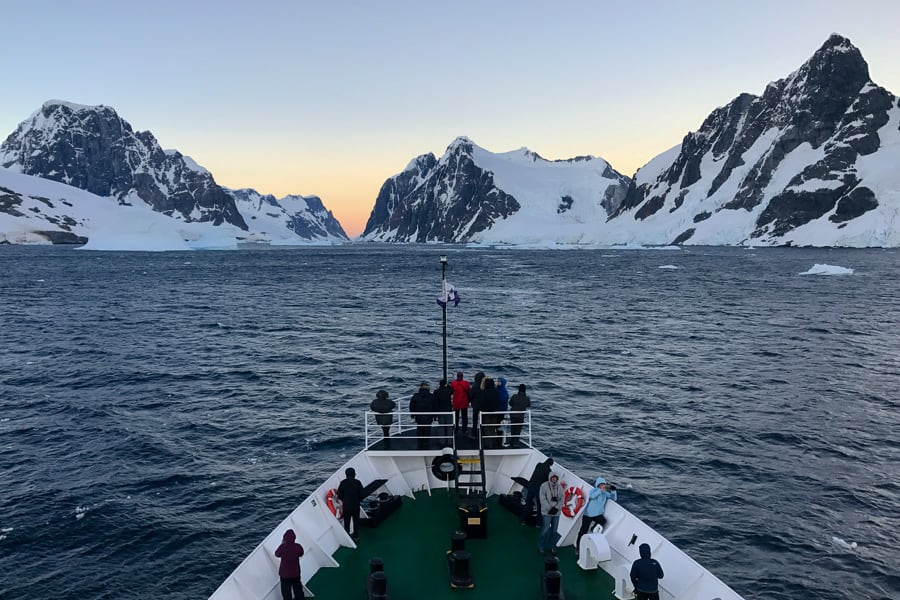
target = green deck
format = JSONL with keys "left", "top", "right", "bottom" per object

{"left": 308, "top": 489, "right": 616, "bottom": 599}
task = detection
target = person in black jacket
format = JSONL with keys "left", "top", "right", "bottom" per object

{"left": 409, "top": 382, "right": 435, "bottom": 449}
{"left": 480, "top": 377, "right": 501, "bottom": 448}
{"left": 370, "top": 389, "right": 396, "bottom": 446}
{"left": 630, "top": 543, "right": 664, "bottom": 599}
{"left": 508, "top": 383, "right": 531, "bottom": 448}
{"left": 337, "top": 467, "right": 365, "bottom": 541}
{"left": 434, "top": 379, "right": 453, "bottom": 446}
{"left": 468, "top": 371, "right": 485, "bottom": 438}
{"left": 521, "top": 457, "right": 553, "bottom": 524}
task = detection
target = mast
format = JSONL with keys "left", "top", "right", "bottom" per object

{"left": 440, "top": 255, "right": 448, "bottom": 382}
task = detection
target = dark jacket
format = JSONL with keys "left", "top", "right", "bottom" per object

{"left": 409, "top": 389, "right": 435, "bottom": 424}
{"left": 630, "top": 543, "right": 664, "bottom": 593}
{"left": 434, "top": 384, "right": 453, "bottom": 412}
{"left": 528, "top": 458, "right": 554, "bottom": 490}
{"left": 275, "top": 529, "right": 304, "bottom": 578}
{"left": 509, "top": 391, "right": 531, "bottom": 415}
{"left": 370, "top": 395, "right": 396, "bottom": 426}
{"left": 337, "top": 474, "right": 365, "bottom": 511}
{"left": 469, "top": 372, "right": 485, "bottom": 412}
{"left": 481, "top": 379, "right": 500, "bottom": 413}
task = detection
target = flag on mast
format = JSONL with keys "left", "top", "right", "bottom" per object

{"left": 437, "top": 282, "right": 461, "bottom": 308}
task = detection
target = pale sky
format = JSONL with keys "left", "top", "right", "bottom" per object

{"left": 2, "top": 1, "right": 898, "bottom": 237}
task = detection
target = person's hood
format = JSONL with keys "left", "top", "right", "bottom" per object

{"left": 639, "top": 543, "right": 651, "bottom": 559}
{"left": 595, "top": 477, "right": 607, "bottom": 486}
{"left": 283, "top": 529, "right": 296, "bottom": 543}
{"left": 499, "top": 377, "right": 507, "bottom": 387}
{"left": 548, "top": 470, "right": 560, "bottom": 481}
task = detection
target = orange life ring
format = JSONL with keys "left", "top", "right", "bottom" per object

{"left": 326, "top": 488, "right": 343, "bottom": 519}
{"left": 562, "top": 485, "right": 585, "bottom": 518}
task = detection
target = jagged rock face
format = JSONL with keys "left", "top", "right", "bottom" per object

{"left": 363, "top": 138, "right": 630, "bottom": 243}
{"left": 227, "top": 188, "right": 348, "bottom": 241}
{"left": 363, "top": 140, "right": 520, "bottom": 242}
{"left": 0, "top": 101, "right": 247, "bottom": 230}
{"left": 615, "top": 34, "right": 899, "bottom": 245}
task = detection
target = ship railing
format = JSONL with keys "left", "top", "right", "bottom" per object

{"left": 477, "top": 410, "right": 532, "bottom": 449}
{"left": 364, "top": 409, "right": 533, "bottom": 450}
{"left": 364, "top": 410, "right": 456, "bottom": 449}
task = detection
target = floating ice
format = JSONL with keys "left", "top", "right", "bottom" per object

{"left": 831, "top": 536, "right": 858, "bottom": 550}
{"left": 799, "top": 264, "right": 854, "bottom": 276}
{"left": 658, "top": 265, "right": 679, "bottom": 269}
{"left": 75, "top": 506, "right": 88, "bottom": 520}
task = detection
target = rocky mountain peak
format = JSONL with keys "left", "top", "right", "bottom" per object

{"left": 1, "top": 99, "right": 247, "bottom": 229}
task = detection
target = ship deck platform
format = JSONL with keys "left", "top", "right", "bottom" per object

{"left": 307, "top": 488, "right": 617, "bottom": 600}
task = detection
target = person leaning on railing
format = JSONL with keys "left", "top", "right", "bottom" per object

{"left": 409, "top": 382, "right": 435, "bottom": 449}
{"left": 370, "top": 390, "right": 396, "bottom": 446}
{"left": 508, "top": 383, "right": 531, "bottom": 448}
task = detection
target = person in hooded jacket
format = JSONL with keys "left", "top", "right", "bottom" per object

{"left": 274, "top": 529, "right": 305, "bottom": 599}
{"left": 576, "top": 476, "right": 617, "bottom": 550}
{"left": 630, "top": 542, "right": 664, "bottom": 600}
{"left": 370, "top": 390, "right": 396, "bottom": 445}
{"left": 450, "top": 371, "right": 471, "bottom": 434}
{"left": 538, "top": 471, "right": 564, "bottom": 554}
{"left": 522, "top": 456, "right": 553, "bottom": 524}
{"left": 409, "top": 381, "right": 435, "bottom": 449}
{"left": 337, "top": 467, "right": 365, "bottom": 540}
{"left": 508, "top": 383, "right": 531, "bottom": 448}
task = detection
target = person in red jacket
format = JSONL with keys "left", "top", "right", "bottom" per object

{"left": 450, "top": 371, "right": 471, "bottom": 434}
{"left": 274, "top": 529, "right": 305, "bottom": 599}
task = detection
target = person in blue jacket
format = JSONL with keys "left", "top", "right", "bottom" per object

{"left": 630, "top": 542, "right": 664, "bottom": 600}
{"left": 576, "top": 476, "right": 617, "bottom": 550}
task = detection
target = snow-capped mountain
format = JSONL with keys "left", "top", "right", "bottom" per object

{"left": 365, "top": 34, "right": 900, "bottom": 247}
{"left": 609, "top": 34, "right": 900, "bottom": 247}
{"left": 361, "top": 136, "right": 630, "bottom": 243}
{"left": 0, "top": 100, "right": 348, "bottom": 247}
{"left": 227, "top": 188, "right": 348, "bottom": 243}
{"left": 0, "top": 100, "right": 248, "bottom": 230}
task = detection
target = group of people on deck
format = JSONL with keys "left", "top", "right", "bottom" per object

{"left": 368, "top": 371, "right": 532, "bottom": 449}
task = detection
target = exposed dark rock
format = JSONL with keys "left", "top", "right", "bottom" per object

{"left": 1, "top": 101, "right": 247, "bottom": 230}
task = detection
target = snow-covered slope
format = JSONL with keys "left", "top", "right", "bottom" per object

{"left": 361, "top": 137, "right": 630, "bottom": 244}
{"left": 0, "top": 168, "right": 241, "bottom": 250}
{"left": 609, "top": 34, "right": 900, "bottom": 247}
{"left": 227, "top": 188, "right": 348, "bottom": 244}
{"left": 0, "top": 100, "right": 348, "bottom": 248}
{"left": 364, "top": 34, "right": 900, "bottom": 248}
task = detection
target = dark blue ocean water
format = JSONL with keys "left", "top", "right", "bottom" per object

{"left": 1, "top": 245, "right": 898, "bottom": 600}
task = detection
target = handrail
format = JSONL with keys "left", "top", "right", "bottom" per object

{"left": 364, "top": 409, "right": 532, "bottom": 449}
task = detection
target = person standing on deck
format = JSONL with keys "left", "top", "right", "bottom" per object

{"left": 576, "top": 477, "right": 617, "bottom": 550}
{"left": 538, "top": 471, "right": 564, "bottom": 554}
{"left": 337, "top": 467, "right": 365, "bottom": 541}
{"left": 480, "top": 377, "right": 501, "bottom": 448}
{"left": 434, "top": 379, "right": 453, "bottom": 446}
{"left": 450, "top": 371, "right": 471, "bottom": 434}
{"left": 497, "top": 376, "right": 510, "bottom": 447}
{"left": 274, "top": 529, "right": 305, "bottom": 599}
{"left": 409, "top": 381, "right": 436, "bottom": 449}
{"left": 509, "top": 383, "right": 531, "bottom": 448}
{"left": 370, "top": 390, "right": 396, "bottom": 447}
{"left": 522, "top": 457, "right": 553, "bottom": 524}
{"left": 630, "top": 543, "right": 664, "bottom": 600}
{"left": 469, "top": 371, "right": 485, "bottom": 437}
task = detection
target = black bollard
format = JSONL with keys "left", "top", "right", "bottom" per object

{"left": 542, "top": 570, "right": 562, "bottom": 600}
{"left": 368, "top": 570, "right": 387, "bottom": 599}
{"left": 543, "top": 555, "right": 560, "bottom": 572}
{"left": 448, "top": 549, "right": 474, "bottom": 588}
{"left": 369, "top": 557, "right": 384, "bottom": 574}
{"left": 451, "top": 530, "right": 466, "bottom": 553}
